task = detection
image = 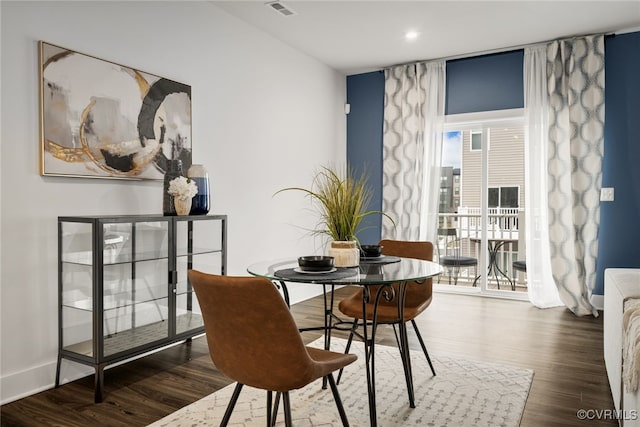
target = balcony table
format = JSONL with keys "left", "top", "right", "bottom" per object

{"left": 247, "top": 256, "right": 442, "bottom": 427}
{"left": 469, "top": 230, "right": 518, "bottom": 290}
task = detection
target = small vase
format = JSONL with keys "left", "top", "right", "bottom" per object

{"left": 174, "top": 197, "right": 192, "bottom": 216}
{"left": 328, "top": 241, "right": 360, "bottom": 267}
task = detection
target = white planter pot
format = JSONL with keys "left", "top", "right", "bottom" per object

{"left": 328, "top": 241, "right": 360, "bottom": 267}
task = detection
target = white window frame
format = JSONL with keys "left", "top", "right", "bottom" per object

{"left": 445, "top": 108, "right": 524, "bottom": 126}
{"left": 470, "top": 130, "right": 483, "bottom": 151}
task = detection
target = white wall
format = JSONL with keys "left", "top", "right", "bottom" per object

{"left": 0, "top": 1, "right": 346, "bottom": 403}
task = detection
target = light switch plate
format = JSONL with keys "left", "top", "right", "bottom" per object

{"left": 601, "top": 187, "right": 615, "bottom": 202}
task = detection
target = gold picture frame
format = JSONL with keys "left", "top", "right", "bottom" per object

{"left": 39, "top": 41, "right": 192, "bottom": 180}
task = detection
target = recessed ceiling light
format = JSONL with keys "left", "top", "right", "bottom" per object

{"left": 405, "top": 30, "right": 419, "bottom": 41}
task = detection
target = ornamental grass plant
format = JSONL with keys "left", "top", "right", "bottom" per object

{"left": 276, "top": 166, "right": 394, "bottom": 242}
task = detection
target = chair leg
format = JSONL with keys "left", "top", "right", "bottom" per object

{"left": 267, "top": 391, "right": 282, "bottom": 427}
{"left": 475, "top": 265, "right": 478, "bottom": 286}
{"left": 337, "top": 319, "right": 358, "bottom": 384}
{"left": 270, "top": 392, "right": 281, "bottom": 426}
{"left": 221, "top": 383, "right": 244, "bottom": 427}
{"left": 453, "top": 265, "right": 460, "bottom": 285}
{"left": 411, "top": 319, "right": 436, "bottom": 376}
{"left": 282, "top": 392, "right": 293, "bottom": 427}
{"left": 327, "top": 373, "right": 350, "bottom": 427}
{"left": 472, "top": 265, "right": 479, "bottom": 287}
{"left": 266, "top": 391, "right": 273, "bottom": 427}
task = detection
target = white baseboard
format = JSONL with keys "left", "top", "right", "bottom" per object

{"left": 0, "top": 360, "right": 92, "bottom": 405}
{"left": 591, "top": 293, "right": 604, "bottom": 311}
{"left": 0, "top": 334, "right": 210, "bottom": 405}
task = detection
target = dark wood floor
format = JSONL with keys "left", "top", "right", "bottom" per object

{"left": 1, "top": 288, "right": 616, "bottom": 426}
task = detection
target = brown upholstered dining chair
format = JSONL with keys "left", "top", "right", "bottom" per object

{"left": 189, "top": 270, "right": 358, "bottom": 427}
{"left": 337, "top": 240, "right": 436, "bottom": 399}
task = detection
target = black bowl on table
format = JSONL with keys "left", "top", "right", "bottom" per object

{"left": 298, "top": 256, "right": 335, "bottom": 271}
{"left": 361, "top": 245, "right": 383, "bottom": 258}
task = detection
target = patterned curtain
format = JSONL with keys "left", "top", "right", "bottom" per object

{"left": 382, "top": 61, "right": 446, "bottom": 242}
{"left": 547, "top": 35, "right": 605, "bottom": 316}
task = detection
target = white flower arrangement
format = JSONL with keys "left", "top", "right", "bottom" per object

{"left": 168, "top": 176, "right": 198, "bottom": 200}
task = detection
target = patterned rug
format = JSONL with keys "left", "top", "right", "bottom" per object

{"left": 149, "top": 338, "right": 533, "bottom": 426}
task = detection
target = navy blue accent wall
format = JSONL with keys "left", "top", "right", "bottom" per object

{"left": 595, "top": 32, "right": 640, "bottom": 295}
{"left": 346, "top": 71, "right": 385, "bottom": 245}
{"left": 446, "top": 50, "right": 524, "bottom": 114}
{"left": 346, "top": 36, "right": 640, "bottom": 294}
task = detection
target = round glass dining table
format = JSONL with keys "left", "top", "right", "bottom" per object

{"left": 247, "top": 257, "right": 442, "bottom": 427}
{"left": 247, "top": 256, "right": 442, "bottom": 287}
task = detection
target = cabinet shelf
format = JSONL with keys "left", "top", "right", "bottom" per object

{"left": 62, "top": 294, "right": 170, "bottom": 312}
{"left": 56, "top": 214, "right": 226, "bottom": 403}
{"left": 62, "top": 312, "right": 204, "bottom": 358}
{"left": 176, "top": 247, "right": 223, "bottom": 258}
{"left": 62, "top": 250, "right": 169, "bottom": 266}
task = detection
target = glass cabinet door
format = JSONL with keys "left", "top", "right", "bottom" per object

{"left": 60, "top": 221, "right": 95, "bottom": 357}
{"left": 174, "top": 217, "right": 225, "bottom": 335}
{"left": 101, "top": 220, "right": 170, "bottom": 356}
{"left": 59, "top": 218, "right": 172, "bottom": 359}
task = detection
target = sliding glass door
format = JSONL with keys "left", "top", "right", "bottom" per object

{"left": 435, "top": 110, "right": 527, "bottom": 298}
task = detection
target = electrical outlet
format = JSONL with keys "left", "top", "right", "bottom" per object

{"left": 601, "top": 187, "right": 615, "bottom": 202}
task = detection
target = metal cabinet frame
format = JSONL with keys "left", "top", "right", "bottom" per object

{"left": 55, "top": 214, "right": 227, "bottom": 402}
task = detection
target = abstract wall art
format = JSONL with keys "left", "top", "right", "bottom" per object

{"left": 39, "top": 41, "right": 192, "bottom": 180}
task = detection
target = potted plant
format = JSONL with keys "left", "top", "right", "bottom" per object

{"left": 275, "top": 165, "right": 395, "bottom": 267}
{"left": 168, "top": 176, "right": 198, "bottom": 216}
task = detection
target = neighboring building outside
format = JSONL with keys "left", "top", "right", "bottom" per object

{"left": 459, "top": 126, "right": 526, "bottom": 214}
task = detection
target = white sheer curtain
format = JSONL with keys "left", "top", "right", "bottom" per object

{"left": 418, "top": 62, "right": 446, "bottom": 243}
{"left": 524, "top": 36, "right": 605, "bottom": 316}
{"left": 523, "top": 45, "right": 563, "bottom": 308}
{"left": 382, "top": 61, "right": 446, "bottom": 242}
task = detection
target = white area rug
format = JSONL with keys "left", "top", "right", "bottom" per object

{"left": 149, "top": 338, "right": 533, "bottom": 426}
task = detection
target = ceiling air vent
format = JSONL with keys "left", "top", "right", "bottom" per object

{"left": 265, "top": 1, "right": 297, "bottom": 17}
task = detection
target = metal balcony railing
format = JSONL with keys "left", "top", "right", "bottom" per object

{"left": 436, "top": 209, "right": 527, "bottom": 291}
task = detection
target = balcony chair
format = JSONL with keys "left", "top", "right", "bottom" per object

{"left": 513, "top": 260, "right": 527, "bottom": 278}
{"left": 336, "top": 239, "right": 436, "bottom": 407}
{"left": 188, "top": 270, "right": 357, "bottom": 427}
{"left": 437, "top": 228, "right": 478, "bottom": 286}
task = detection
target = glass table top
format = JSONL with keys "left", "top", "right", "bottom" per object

{"left": 247, "top": 257, "right": 442, "bottom": 285}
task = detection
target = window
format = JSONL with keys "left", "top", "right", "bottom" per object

{"left": 471, "top": 130, "right": 482, "bottom": 151}
{"left": 488, "top": 187, "right": 499, "bottom": 208}
{"left": 500, "top": 186, "right": 519, "bottom": 208}
{"left": 488, "top": 186, "right": 519, "bottom": 208}
{"left": 442, "top": 110, "right": 524, "bottom": 212}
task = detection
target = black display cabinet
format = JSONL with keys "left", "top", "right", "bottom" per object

{"left": 55, "top": 214, "right": 227, "bottom": 402}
